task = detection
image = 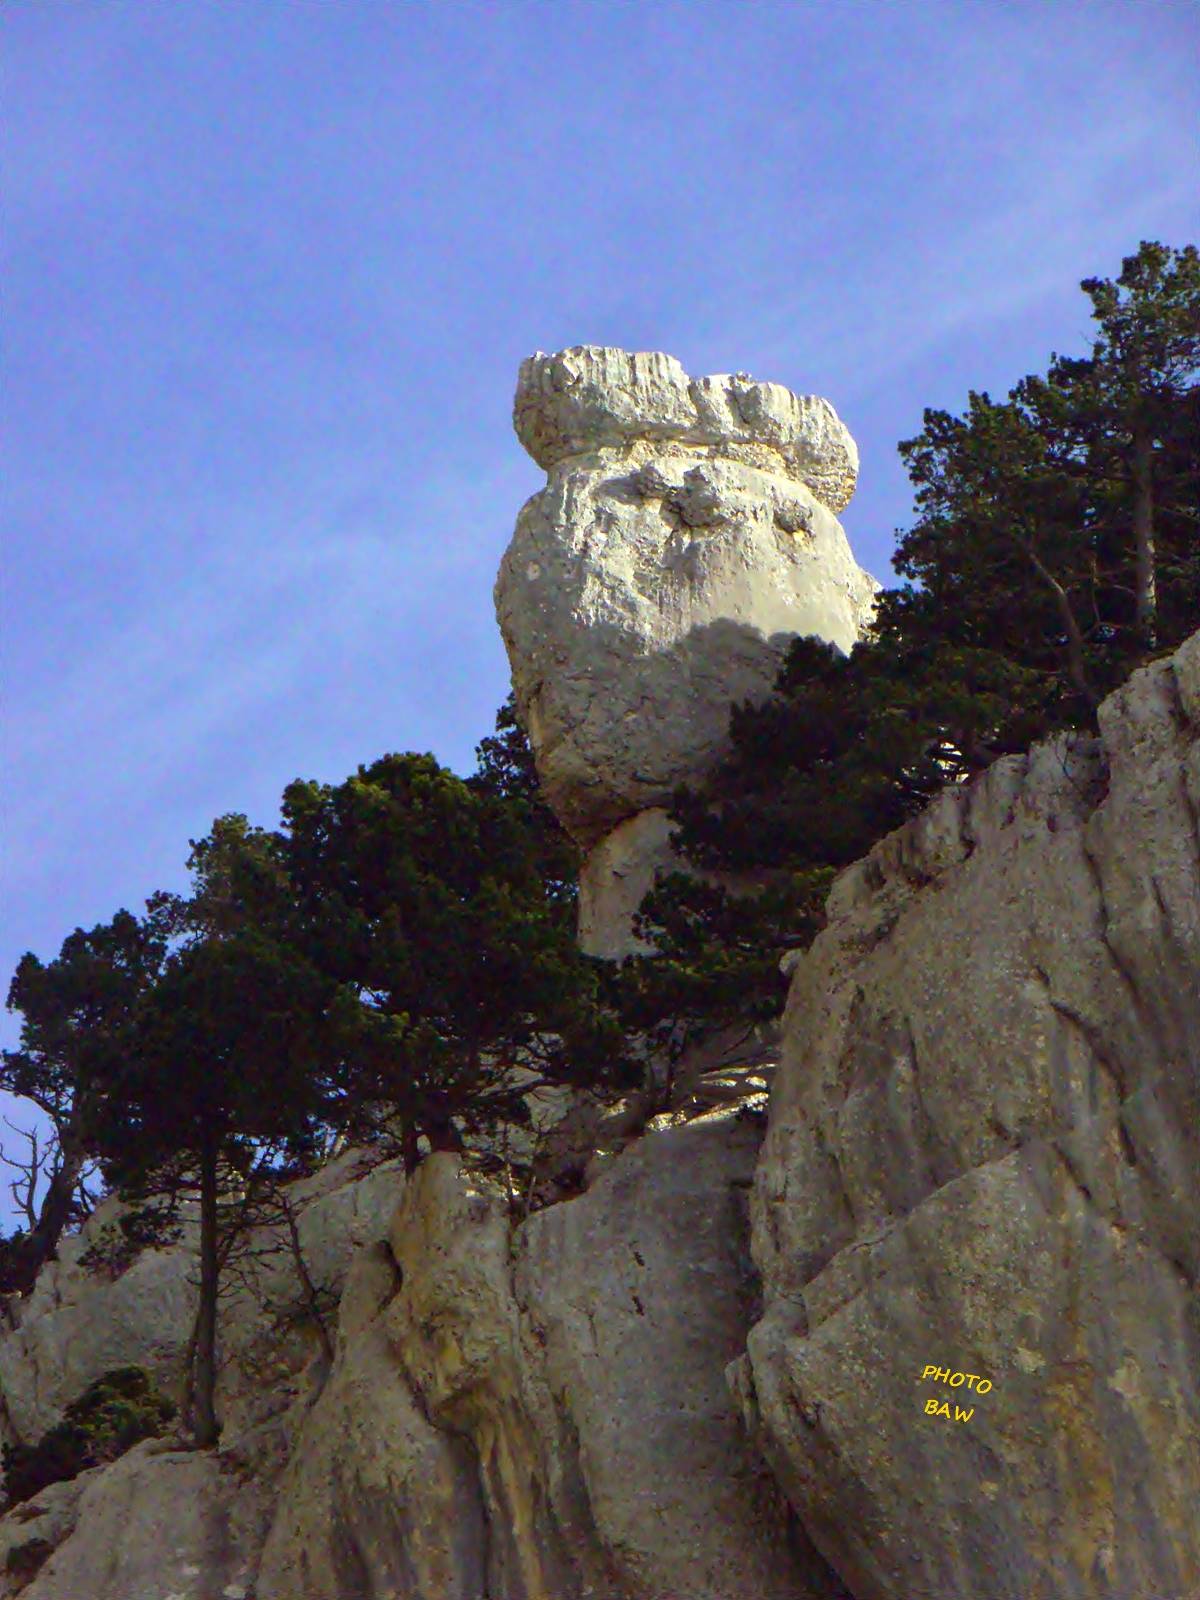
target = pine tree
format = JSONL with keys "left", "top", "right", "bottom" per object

{"left": 91, "top": 930, "right": 336, "bottom": 1447}
{"left": 628, "top": 241, "right": 1199, "bottom": 1041}
{"left": 1, "top": 911, "right": 169, "bottom": 1292}
{"left": 281, "top": 752, "right": 631, "bottom": 1173}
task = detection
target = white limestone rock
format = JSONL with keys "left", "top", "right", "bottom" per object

{"left": 496, "top": 345, "right": 877, "bottom": 848}
{"left": 577, "top": 806, "right": 677, "bottom": 957}
{"left": 255, "top": 1242, "right": 487, "bottom": 1600}
{"left": 513, "top": 345, "right": 860, "bottom": 512}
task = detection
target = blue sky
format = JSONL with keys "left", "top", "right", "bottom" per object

{"left": 2, "top": 0, "right": 1196, "bottom": 1125}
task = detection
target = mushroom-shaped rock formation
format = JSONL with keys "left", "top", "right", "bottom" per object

{"left": 495, "top": 344, "right": 878, "bottom": 954}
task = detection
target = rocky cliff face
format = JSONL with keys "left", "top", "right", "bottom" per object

{"left": 3, "top": 631, "right": 1194, "bottom": 1599}
{"left": 3, "top": 330, "right": 1197, "bottom": 1600}
{"left": 0, "top": 1112, "right": 846, "bottom": 1600}
{"left": 742, "top": 629, "right": 1200, "bottom": 1600}
{"left": 495, "top": 345, "right": 877, "bottom": 955}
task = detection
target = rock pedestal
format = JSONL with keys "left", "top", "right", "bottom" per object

{"left": 494, "top": 344, "right": 877, "bottom": 955}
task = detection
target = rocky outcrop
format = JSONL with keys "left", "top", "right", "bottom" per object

{"left": 496, "top": 345, "right": 876, "bottom": 954}
{"left": 0, "top": 1147, "right": 402, "bottom": 1453}
{"left": 260, "top": 1115, "right": 842, "bottom": 1600}
{"left": 255, "top": 1241, "right": 487, "bottom": 1599}
{"left": 512, "top": 346, "right": 860, "bottom": 512}
{"left": 0, "top": 1110, "right": 838, "bottom": 1600}
{"left": 15, "top": 1439, "right": 267, "bottom": 1600}
{"left": 0, "top": 1204, "right": 196, "bottom": 1452}
{"left": 742, "top": 631, "right": 1200, "bottom": 1600}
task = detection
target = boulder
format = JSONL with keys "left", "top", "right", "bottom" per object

{"left": 496, "top": 345, "right": 877, "bottom": 852}
{"left": 743, "top": 629, "right": 1200, "bottom": 1600}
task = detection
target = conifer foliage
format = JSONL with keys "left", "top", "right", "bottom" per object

{"left": 632, "top": 241, "right": 1199, "bottom": 1029}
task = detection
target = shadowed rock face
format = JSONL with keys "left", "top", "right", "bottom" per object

{"left": 496, "top": 345, "right": 877, "bottom": 852}
{"left": 741, "top": 629, "right": 1200, "bottom": 1600}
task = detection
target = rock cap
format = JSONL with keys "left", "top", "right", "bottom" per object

{"left": 513, "top": 345, "right": 858, "bottom": 512}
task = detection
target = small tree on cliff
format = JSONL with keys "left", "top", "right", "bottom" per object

{"left": 281, "top": 751, "right": 630, "bottom": 1172}
{"left": 92, "top": 929, "right": 337, "bottom": 1447}
{"left": 1, "top": 910, "right": 170, "bottom": 1292}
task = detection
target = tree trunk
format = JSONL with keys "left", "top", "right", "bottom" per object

{"left": 1013, "top": 532, "right": 1095, "bottom": 707}
{"left": 1132, "top": 422, "right": 1157, "bottom": 649}
{"left": 15, "top": 1126, "right": 87, "bottom": 1294}
{"left": 281, "top": 1196, "right": 334, "bottom": 1366}
{"left": 192, "top": 1141, "right": 221, "bottom": 1448}
{"left": 401, "top": 1122, "right": 420, "bottom": 1176}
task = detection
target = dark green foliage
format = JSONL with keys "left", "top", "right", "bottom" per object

{"left": 1, "top": 912, "right": 169, "bottom": 1292}
{"left": 94, "top": 931, "right": 336, "bottom": 1198}
{"left": 631, "top": 242, "right": 1200, "bottom": 1037}
{"left": 469, "top": 694, "right": 581, "bottom": 914}
{"left": 92, "top": 927, "right": 340, "bottom": 1446}
{"left": 616, "top": 869, "right": 831, "bottom": 1068}
{"left": 884, "top": 239, "right": 1199, "bottom": 697}
{"left": 282, "top": 750, "right": 632, "bottom": 1167}
{"left": 1, "top": 1367, "right": 174, "bottom": 1508}
{"left": 0, "top": 1232, "right": 31, "bottom": 1297}
{"left": 2, "top": 913, "right": 170, "bottom": 1120}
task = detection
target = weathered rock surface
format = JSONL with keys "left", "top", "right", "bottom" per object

{"left": 496, "top": 345, "right": 877, "bottom": 851}
{"left": 0, "top": 1112, "right": 831, "bottom": 1598}
{"left": 0, "top": 1147, "right": 403, "bottom": 1451}
{"left": 16, "top": 1439, "right": 266, "bottom": 1600}
{"left": 376, "top": 1119, "right": 840, "bottom": 1600}
{"left": 0, "top": 1208, "right": 196, "bottom": 1450}
{"left": 256, "top": 1241, "right": 487, "bottom": 1599}
{"left": 513, "top": 345, "right": 860, "bottom": 512}
{"left": 743, "top": 631, "right": 1200, "bottom": 1600}
{"left": 0, "top": 1471, "right": 90, "bottom": 1596}
{"left": 576, "top": 806, "right": 677, "bottom": 957}
{"left": 3, "top": 597, "right": 1196, "bottom": 1599}
{"left": 511, "top": 1117, "right": 839, "bottom": 1600}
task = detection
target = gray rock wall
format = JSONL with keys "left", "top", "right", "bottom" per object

{"left": 0, "top": 1115, "right": 839, "bottom": 1600}
{"left": 743, "top": 631, "right": 1200, "bottom": 1600}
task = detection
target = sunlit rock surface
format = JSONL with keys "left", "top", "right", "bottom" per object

{"left": 496, "top": 345, "right": 877, "bottom": 860}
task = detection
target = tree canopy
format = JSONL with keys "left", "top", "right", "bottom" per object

{"left": 631, "top": 240, "right": 1199, "bottom": 1034}
{"left": 0, "top": 910, "right": 170, "bottom": 1292}
{"left": 281, "top": 749, "right": 630, "bottom": 1170}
